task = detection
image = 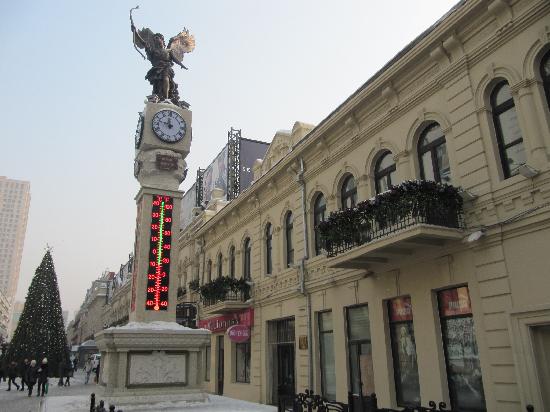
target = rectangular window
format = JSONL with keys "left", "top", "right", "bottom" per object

{"left": 438, "top": 286, "right": 486, "bottom": 411}
{"left": 235, "top": 342, "right": 250, "bottom": 383}
{"left": 388, "top": 297, "right": 420, "bottom": 407}
{"left": 205, "top": 345, "right": 211, "bottom": 381}
{"left": 347, "top": 305, "right": 375, "bottom": 397}
{"left": 318, "top": 311, "right": 336, "bottom": 400}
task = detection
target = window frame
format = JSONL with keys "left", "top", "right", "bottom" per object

{"left": 418, "top": 123, "right": 449, "bottom": 183}
{"left": 229, "top": 246, "right": 235, "bottom": 278}
{"left": 265, "top": 223, "right": 273, "bottom": 275}
{"left": 318, "top": 310, "right": 336, "bottom": 400}
{"left": 313, "top": 194, "right": 327, "bottom": 256}
{"left": 340, "top": 175, "right": 357, "bottom": 209}
{"left": 243, "top": 238, "right": 251, "bottom": 280}
{"left": 541, "top": 49, "right": 550, "bottom": 110}
{"left": 346, "top": 304, "right": 374, "bottom": 397}
{"left": 491, "top": 80, "right": 525, "bottom": 179}
{"left": 207, "top": 259, "right": 212, "bottom": 282}
{"left": 374, "top": 151, "right": 396, "bottom": 194}
{"left": 235, "top": 341, "right": 251, "bottom": 383}
{"left": 217, "top": 253, "right": 223, "bottom": 278}
{"left": 285, "top": 212, "right": 294, "bottom": 268}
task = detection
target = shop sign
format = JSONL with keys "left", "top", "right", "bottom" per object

{"left": 198, "top": 308, "right": 254, "bottom": 332}
{"left": 227, "top": 325, "right": 250, "bottom": 342}
{"left": 439, "top": 286, "right": 472, "bottom": 317}
{"left": 389, "top": 296, "right": 413, "bottom": 322}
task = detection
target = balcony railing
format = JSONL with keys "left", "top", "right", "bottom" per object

{"left": 197, "top": 276, "right": 251, "bottom": 310}
{"left": 319, "top": 181, "right": 464, "bottom": 258}
{"left": 202, "top": 289, "right": 249, "bottom": 307}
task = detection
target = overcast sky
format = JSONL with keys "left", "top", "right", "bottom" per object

{"left": 0, "top": 0, "right": 459, "bottom": 317}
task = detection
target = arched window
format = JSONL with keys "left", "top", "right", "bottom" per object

{"left": 313, "top": 194, "right": 326, "bottom": 256}
{"left": 265, "top": 223, "right": 273, "bottom": 274}
{"left": 541, "top": 49, "right": 550, "bottom": 110}
{"left": 217, "top": 253, "right": 223, "bottom": 278}
{"left": 243, "top": 238, "right": 251, "bottom": 280}
{"left": 418, "top": 123, "right": 450, "bottom": 183}
{"left": 229, "top": 246, "right": 235, "bottom": 278}
{"left": 491, "top": 81, "right": 526, "bottom": 178}
{"left": 375, "top": 151, "right": 397, "bottom": 194}
{"left": 285, "top": 212, "right": 294, "bottom": 267}
{"left": 340, "top": 175, "right": 357, "bottom": 209}
{"left": 207, "top": 259, "right": 212, "bottom": 282}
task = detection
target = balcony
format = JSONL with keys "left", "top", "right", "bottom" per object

{"left": 198, "top": 276, "right": 251, "bottom": 315}
{"left": 319, "top": 181, "right": 465, "bottom": 270}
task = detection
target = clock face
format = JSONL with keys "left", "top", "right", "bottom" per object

{"left": 135, "top": 112, "right": 144, "bottom": 149}
{"left": 152, "top": 110, "right": 186, "bottom": 143}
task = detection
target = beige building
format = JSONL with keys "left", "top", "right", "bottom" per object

{"left": 0, "top": 177, "right": 30, "bottom": 322}
{"left": 175, "top": 1, "right": 550, "bottom": 411}
{"left": 7, "top": 300, "right": 24, "bottom": 340}
{"left": 0, "top": 288, "right": 9, "bottom": 341}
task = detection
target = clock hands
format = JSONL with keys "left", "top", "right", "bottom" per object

{"left": 162, "top": 118, "right": 174, "bottom": 129}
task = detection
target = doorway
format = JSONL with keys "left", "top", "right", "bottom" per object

{"left": 268, "top": 317, "right": 295, "bottom": 405}
{"left": 217, "top": 335, "right": 224, "bottom": 395}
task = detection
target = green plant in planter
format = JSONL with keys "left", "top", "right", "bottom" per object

{"left": 189, "top": 279, "right": 200, "bottom": 292}
{"left": 199, "top": 276, "right": 251, "bottom": 302}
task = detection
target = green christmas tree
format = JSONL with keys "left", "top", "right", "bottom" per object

{"left": 7, "top": 249, "right": 69, "bottom": 375}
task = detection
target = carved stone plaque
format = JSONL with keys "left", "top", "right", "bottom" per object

{"left": 156, "top": 154, "right": 179, "bottom": 171}
{"left": 128, "top": 351, "right": 187, "bottom": 386}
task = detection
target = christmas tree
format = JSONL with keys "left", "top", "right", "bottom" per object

{"left": 7, "top": 249, "right": 69, "bottom": 376}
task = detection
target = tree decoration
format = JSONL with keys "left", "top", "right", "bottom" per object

{"left": 7, "top": 249, "right": 69, "bottom": 375}
{"left": 318, "top": 180, "right": 464, "bottom": 256}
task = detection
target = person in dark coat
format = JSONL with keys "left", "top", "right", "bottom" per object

{"left": 64, "top": 361, "right": 73, "bottom": 386}
{"left": 57, "top": 359, "right": 65, "bottom": 386}
{"left": 72, "top": 357, "right": 78, "bottom": 372}
{"left": 19, "top": 359, "right": 29, "bottom": 391}
{"left": 94, "top": 359, "right": 100, "bottom": 384}
{"left": 6, "top": 361, "right": 20, "bottom": 391}
{"left": 37, "top": 358, "right": 48, "bottom": 397}
{"left": 26, "top": 359, "right": 38, "bottom": 397}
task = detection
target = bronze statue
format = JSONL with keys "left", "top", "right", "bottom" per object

{"left": 130, "top": 6, "right": 195, "bottom": 105}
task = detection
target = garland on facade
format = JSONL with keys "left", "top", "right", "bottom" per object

{"left": 198, "top": 276, "right": 250, "bottom": 302}
{"left": 318, "top": 180, "right": 463, "bottom": 249}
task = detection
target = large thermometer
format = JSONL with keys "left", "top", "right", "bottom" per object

{"left": 146, "top": 195, "right": 173, "bottom": 311}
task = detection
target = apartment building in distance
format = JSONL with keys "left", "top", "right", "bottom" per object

{"left": 175, "top": 1, "right": 550, "bottom": 411}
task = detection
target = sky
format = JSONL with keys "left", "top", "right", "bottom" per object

{"left": 0, "top": 0, "right": 459, "bottom": 317}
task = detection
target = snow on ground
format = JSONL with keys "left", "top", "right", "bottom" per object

{"left": 106, "top": 321, "right": 210, "bottom": 333}
{"left": 45, "top": 393, "right": 277, "bottom": 412}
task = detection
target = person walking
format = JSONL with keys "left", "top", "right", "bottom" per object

{"left": 26, "top": 360, "right": 38, "bottom": 397}
{"left": 64, "top": 360, "right": 73, "bottom": 386}
{"left": 94, "top": 359, "right": 100, "bottom": 384}
{"left": 6, "top": 361, "right": 20, "bottom": 391}
{"left": 84, "top": 357, "right": 93, "bottom": 384}
{"left": 72, "top": 357, "right": 78, "bottom": 372}
{"left": 37, "top": 358, "right": 48, "bottom": 397}
{"left": 19, "top": 358, "right": 29, "bottom": 391}
{"left": 57, "top": 359, "right": 65, "bottom": 386}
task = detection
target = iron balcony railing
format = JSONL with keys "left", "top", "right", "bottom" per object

{"left": 319, "top": 181, "right": 464, "bottom": 258}
{"left": 202, "top": 289, "right": 250, "bottom": 308}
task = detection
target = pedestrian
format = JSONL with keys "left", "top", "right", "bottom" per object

{"left": 57, "top": 359, "right": 65, "bottom": 386}
{"left": 85, "top": 357, "right": 93, "bottom": 384}
{"left": 6, "top": 361, "right": 20, "bottom": 391}
{"left": 19, "top": 358, "right": 29, "bottom": 391}
{"left": 37, "top": 357, "right": 48, "bottom": 397}
{"left": 64, "top": 360, "right": 73, "bottom": 386}
{"left": 94, "top": 358, "right": 100, "bottom": 384}
{"left": 72, "top": 357, "right": 78, "bottom": 372}
{"left": 26, "top": 360, "right": 38, "bottom": 397}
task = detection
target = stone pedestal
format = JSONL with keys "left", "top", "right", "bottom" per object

{"left": 95, "top": 322, "right": 210, "bottom": 402}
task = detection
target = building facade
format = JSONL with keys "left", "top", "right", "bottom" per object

{"left": 176, "top": 1, "right": 550, "bottom": 411}
{"left": 0, "top": 289, "right": 9, "bottom": 341}
{"left": 0, "top": 177, "right": 30, "bottom": 326}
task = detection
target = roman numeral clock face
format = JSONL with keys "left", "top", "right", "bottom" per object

{"left": 151, "top": 109, "right": 186, "bottom": 143}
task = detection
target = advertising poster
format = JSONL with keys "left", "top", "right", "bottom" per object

{"left": 180, "top": 184, "right": 197, "bottom": 230}
{"left": 239, "top": 138, "right": 269, "bottom": 191}
{"left": 202, "top": 145, "right": 228, "bottom": 206}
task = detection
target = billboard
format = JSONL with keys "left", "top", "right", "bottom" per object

{"left": 180, "top": 183, "right": 197, "bottom": 230}
{"left": 202, "top": 145, "right": 228, "bottom": 206}
{"left": 239, "top": 138, "right": 269, "bottom": 191}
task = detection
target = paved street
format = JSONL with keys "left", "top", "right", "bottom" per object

{"left": 0, "top": 370, "right": 96, "bottom": 412}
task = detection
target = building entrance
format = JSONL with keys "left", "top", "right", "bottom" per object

{"left": 268, "top": 317, "right": 295, "bottom": 405}
{"left": 217, "top": 335, "right": 224, "bottom": 395}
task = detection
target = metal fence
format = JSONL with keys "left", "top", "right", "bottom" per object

{"left": 202, "top": 289, "right": 249, "bottom": 307}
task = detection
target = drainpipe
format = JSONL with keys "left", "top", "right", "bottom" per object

{"left": 296, "top": 157, "right": 313, "bottom": 391}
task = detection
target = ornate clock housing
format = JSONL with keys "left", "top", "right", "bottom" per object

{"left": 152, "top": 109, "right": 187, "bottom": 143}
{"left": 135, "top": 112, "right": 144, "bottom": 149}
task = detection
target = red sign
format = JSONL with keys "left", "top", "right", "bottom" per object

{"left": 389, "top": 296, "right": 413, "bottom": 322}
{"left": 439, "top": 286, "right": 472, "bottom": 317}
{"left": 198, "top": 308, "right": 254, "bottom": 333}
{"left": 227, "top": 325, "right": 250, "bottom": 342}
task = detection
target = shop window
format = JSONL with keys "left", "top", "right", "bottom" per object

{"left": 318, "top": 311, "right": 336, "bottom": 400}
{"left": 313, "top": 194, "right": 326, "bottom": 256}
{"left": 541, "top": 49, "right": 550, "bottom": 110}
{"left": 235, "top": 342, "right": 251, "bottom": 383}
{"left": 438, "top": 286, "right": 486, "bottom": 411}
{"left": 491, "top": 81, "right": 526, "bottom": 179}
{"left": 388, "top": 297, "right": 420, "bottom": 407}
{"left": 341, "top": 175, "right": 357, "bottom": 209}
{"left": 285, "top": 212, "right": 294, "bottom": 267}
{"left": 229, "top": 246, "right": 235, "bottom": 278}
{"left": 217, "top": 253, "right": 223, "bottom": 278}
{"left": 418, "top": 123, "right": 450, "bottom": 184}
{"left": 205, "top": 344, "right": 211, "bottom": 381}
{"left": 266, "top": 223, "right": 273, "bottom": 275}
{"left": 347, "top": 305, "right": 375, "bottom": 398}
{"left": 375, "top": 151, "right": 396, "bottom": 194}
{"left": 243, "top": 238, "right": 251, "bottom": 280}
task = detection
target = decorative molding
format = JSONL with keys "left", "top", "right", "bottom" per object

{"left": 487, "top": 0, "right": 513, "bottom": 29}
{"left": 381, "top": 83, "right": 399, "bottom": 109}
